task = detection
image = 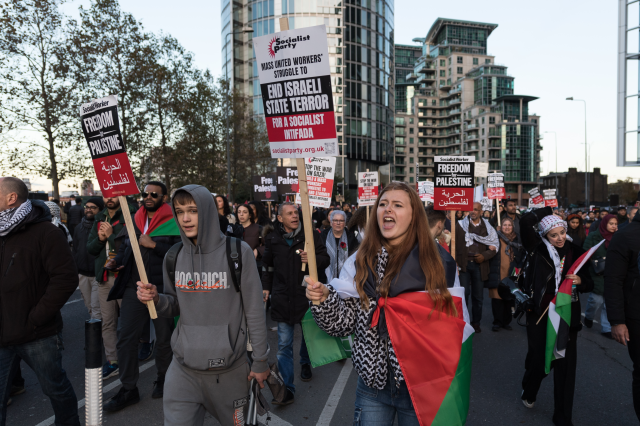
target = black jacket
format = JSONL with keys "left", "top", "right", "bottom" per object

{"left": 486, "top": 234, "right": 525, "bottom": 289}
{"left": 520, "top": 208, "right": 593, "bottom": 326}
{"left": 262, "top": 223, "right": 330, "bottom": 324}
{"left": 72, "top": 217, "right": 97, "bottom": 276}
{"left": 0, "top": 200, "right": 78, "bottom": 346}
{"left": 109, "top": 222, "right": 180, "bottom": 301}
{"left": 67, "top": 203, "right": 84, "bottom": 226}
{"left": 604, "top": 212, "right": 640, "bottom": 325}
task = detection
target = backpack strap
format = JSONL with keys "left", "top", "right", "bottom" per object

{"left": 226, "top": 236, "right": 243, "bottom": 292}
{"left": 165, "top": 242, "right": 183, "bottom": 286}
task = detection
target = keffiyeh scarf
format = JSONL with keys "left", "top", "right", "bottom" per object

{"left": 538, "top": 214, "right": 573, "bottom": 293}
{"left": 459, "top": 216, "right": 499, "bottom": 251}
{"left": 45, "top": 201, "right": 72, "bottom": 243}
{"left": 0, "top": 200, "right": 32, "bottom": 236}
{"left": 325, "top": 231, "right": 349, "bottom": 281}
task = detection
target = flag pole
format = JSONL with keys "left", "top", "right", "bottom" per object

{"left": 118, "top": 196, "right": 157, "bottom": 319}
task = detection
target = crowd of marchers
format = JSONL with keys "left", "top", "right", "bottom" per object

{"left": 3, "top": 175, "right": 640, "bottom": 426}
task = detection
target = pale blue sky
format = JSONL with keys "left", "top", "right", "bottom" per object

{"left": 44, "top": 0, "right": 635, "bottom": 191}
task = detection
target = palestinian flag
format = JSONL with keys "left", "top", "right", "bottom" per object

{"left": 545, "top": 239, "right": 605, "bottom": 374}
{"left": 134, "top": 202, "right": 180, "bottom": 236}
{"left": 371, "top": 287, "right": 474, "bottom": 426}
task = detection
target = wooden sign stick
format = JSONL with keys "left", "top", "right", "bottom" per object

{"left": 296, "top": 157, "right": 319, "bottom": 304}
{"left": 451, "top": 213, "right": 456, "bottom": 261}
{"left": 118, "top": 196, "right": 158, "bottom": 319}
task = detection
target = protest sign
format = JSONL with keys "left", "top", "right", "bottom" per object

{"left": 487, "top": 172, "right": 506, "bottom": 199}
{"left": 474, "top": 162, "right": 489, "bottom": 178}
{"left": 358, "top": 172, "right": 379, "bottom": 207}
{"left": 294, "top": 157, "right": 336, "bottom": 208}
{"left": 79, "top": 95, "right": 139, "bottom": 197}
{"left": 474, "top": 185, "right": 484, "bottom": 202}
{"left": 480, "top": 197, "right": 493, "bottom": 212}
{"left": 79, "top": 95, "right": 156, "bottom": 319}
{"left": 528, "top": 187, "right": 545, "bottom": 207}
{"left": 253, "top": 25, "right": 338, "bottom": 158}
{"left": 418, "top": 181, "right": 434, "bottom": 203}
{"left": 276, "top": 166, "right": 299, "bottom": 195}
{"left": 544, "top": 189, "right": 558, "bottom": 208}
{"left": 434, "top": 156, "right": 475, "bottom": 211}
{"left": 252, "top": 175, "right": 277, "bottom": 202}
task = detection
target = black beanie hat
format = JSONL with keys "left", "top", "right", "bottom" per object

{"left": 86, "top": 197, "right": 105, "bottom": 211}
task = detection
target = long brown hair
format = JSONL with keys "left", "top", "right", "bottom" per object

{"left": 354, "top": 182, "right": 456, "bottom": 316}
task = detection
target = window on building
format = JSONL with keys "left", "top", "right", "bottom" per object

{"left": 448, "top": 57, "right": 452, "bottom": 65}
{"left": 489, "top": 117, "right": 495, "bottom": 124}
{"left": 482, "top": 117, "right": 485, "bottom": 124}
{"left": 409, "top": 148, "right": 414, "bottom": 153}
{"left": 482, "top": 140, "right": 485, "bottom": 146}
{"left": 439, "top": 70, "right": 445, "bottom": 77}
{"left": 440, "top": 59, "right": 445, "bottom": 67}
{"left": 482, "top": 128, "right": 485, "bottom": 135}
{"left": 473, "top": 58, "right": 479, "bottom": 65}
{"left": 439, "top": 80, "right": 445, "bottom": 86}
{"left": 457, "top": 56, "right": 463, "bottom": 64}
{"left": 432, "top": 99, "right": 437, "bottom": 105}
{"left": 409, "top": 177, "right": 414, "bottom": 183}
{"left": 410, "top": 137, "right": 414, "bottom": 143}
{"left": 485, "top": 59, "right": 491, "bottom": 64}
{"left": 457, "top": 67, "right": 463, "bottom": 74}
{"left": 448, "top": 68, "right": 452, "bottom": 76}
{"left": 409, "top": 157, "right": 414, "bottom": 163}
{"left": 409, "top": 167, "right": 414, "bottom": 173}
{"left": 409, "top": 128, "right": 414, "bottom": 134}
{"left": 482, "top": 151, "right": 485, "bottom": 158}
{"left": 409, "top": 118, "right": 414, "bottom": 124}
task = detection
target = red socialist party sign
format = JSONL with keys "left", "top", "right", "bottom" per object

{"left": 487, "top": 172, "right": 506, "bottom": 199}
{"left": 79, "top": 95, "right": 139, "bottom": 197}
{"left": 358, "top": 172, "right": 379, "bottom": 206}
{"left": 253, "top": 25, "right": 338, "bottom": 158}
{"left": 434, "top": 156, "right": 475, "bottom": 211}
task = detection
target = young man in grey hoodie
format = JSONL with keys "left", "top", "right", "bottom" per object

{"left": 136, "top": 185, "right": 270, "bottom": 426}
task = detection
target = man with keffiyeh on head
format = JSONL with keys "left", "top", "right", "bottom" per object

{"left": 455, "top": 201, "right": 499, "bottom": 333}
{"left": 0, "top": 177, "right": 80, "bottom": 426}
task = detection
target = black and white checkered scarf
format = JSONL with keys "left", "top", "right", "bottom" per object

{"left": 0, "top": 200, "right": 32, "bottom": 236}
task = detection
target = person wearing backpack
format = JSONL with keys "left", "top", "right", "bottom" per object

{"left": 136, "top": 185, "right": 270, "bottom": 426}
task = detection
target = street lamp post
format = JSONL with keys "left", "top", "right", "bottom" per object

{"left": 543, "top": 131, "right": 558, "bottom": 194}
{"left": 566, "top": 98, "right": 588, "bottom": 208}
{"left": 224, "top": 26, "right": 253, "bottom": 201}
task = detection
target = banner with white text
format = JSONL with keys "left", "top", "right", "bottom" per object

{"left": 79, "top": 95, "right": 139, "bottom": 197}
{"left": 253, "top": 25, "right": 338, "bottom": 158}
{"left": 434, "top": 156, "right": 475, "bottom": 211}
{"left": 358, "top": 172, "right": 379, "bottom": 206}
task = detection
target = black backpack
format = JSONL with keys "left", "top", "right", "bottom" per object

{"left": 165, "top": 236, "right": 243, "bottom": 292}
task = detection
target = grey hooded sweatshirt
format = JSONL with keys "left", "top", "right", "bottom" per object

{"left": 156, "top": 185, "right": 269, "bottom": 374}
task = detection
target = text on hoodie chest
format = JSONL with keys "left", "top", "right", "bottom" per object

{"left": 175, "top": 270, "right": 229, "bottom": 291}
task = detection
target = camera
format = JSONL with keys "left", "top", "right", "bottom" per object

{"left": 497, "top": 278, "right": 535, "bottom": 325}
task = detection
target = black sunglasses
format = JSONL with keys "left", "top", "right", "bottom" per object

{"left": 141, "top": 192, "right": 160, "bottom": 199}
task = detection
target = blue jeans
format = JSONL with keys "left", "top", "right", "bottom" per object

{"left": 459, "top": 260, "right": 484, "bottom": 324}
{"left": 277, "top": 322, "right": 310, "bottom": 393}
{"left": 0, "top": 334, "right": 79, "bottom": 426}
{"left": 584, "top": 292, "right": 611, "bottom": 333}
{"left": 353, "top": 375, "right": 419, "bottom": 426}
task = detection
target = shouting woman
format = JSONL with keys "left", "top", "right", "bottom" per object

{"left": 306, "top": 182, "right": 466, "bottom": 425}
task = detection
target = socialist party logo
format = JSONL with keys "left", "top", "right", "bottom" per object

{"left": 268, "top": 34, "right": 311, "bottom": 58}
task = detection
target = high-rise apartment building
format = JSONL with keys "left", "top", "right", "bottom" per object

{"left": 222, "top": 0, "right": 395, "bottom": 201}
{"left": 394, "top": 18, "right": 542, "bottom": 203}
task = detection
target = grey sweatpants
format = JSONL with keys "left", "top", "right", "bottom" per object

{"left": 164, "top": 358, "right": 251, "bottom": 426}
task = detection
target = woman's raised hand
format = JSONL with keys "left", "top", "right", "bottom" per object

{"left": 305, "top": 276, "right": 329, "bottom": 304}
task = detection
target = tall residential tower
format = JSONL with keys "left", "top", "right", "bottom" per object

{"left": 222, "top": 0, "right": 396, "bottom": 201}
{"left": 394, "top": 18, "right": 542, "bottom": 203}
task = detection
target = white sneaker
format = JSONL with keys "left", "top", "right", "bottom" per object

{"left": 521, "top": 390, "right": 535, "bottom": 408}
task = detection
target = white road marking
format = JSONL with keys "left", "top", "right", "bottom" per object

{"left": 258, "top": 412, "right": 293, "bottom": 426}
{"left": 64, "top": 298, "right": 83, "bottom": 306}
{"left": 316, "top": 361, "right": 353, "bottom": 426}
{"left": 34, "top": 361, "right": 155, "bottom": 426}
